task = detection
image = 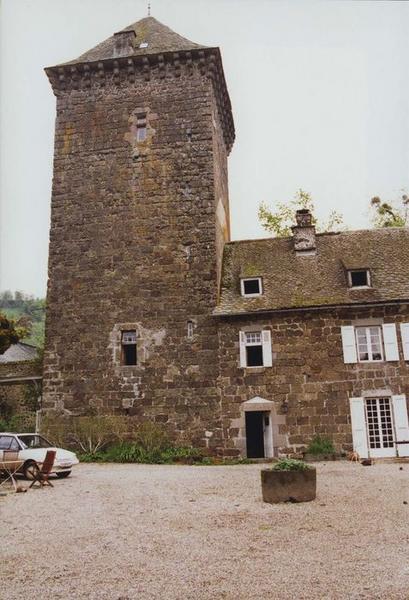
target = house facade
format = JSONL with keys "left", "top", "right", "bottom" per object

{"left": 43, "top": 16, "right": 409, "bottom": 459}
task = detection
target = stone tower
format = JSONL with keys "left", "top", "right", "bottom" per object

{"left": 43, "top": 17, "right": 234, "bottom": 450}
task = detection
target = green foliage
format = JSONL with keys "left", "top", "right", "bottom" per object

{"left": 0, "top": 291, "right": 45, "bottom": 348}
{"left": 0, "top": 412, "right": 36, "bottom": 433}
{"left": 71, "top": 415, "right": 128, "bottom": 454}
{"left": 271, "top": 458, "right": 311, "bottom": 471}
{"left": 370, "top": 194, "right": 408, "bottom": 229}
{"left": 79, "top": 442, "right": 203, "bottom": 464}
{"left": 0, "top": 312, "right": 29, "bottom": 355}
{"left": 134, "top": 420, "right": 170, "bottom": 453}
{"left": 306, "top": 435, "right": 335, "bottom": 455}
{"left": 258, "top": 189, "right": 344, "bottom": 237}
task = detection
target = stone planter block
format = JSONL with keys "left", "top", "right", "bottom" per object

{"left": 261, "top": 468, "right": 316, "bottom": 503}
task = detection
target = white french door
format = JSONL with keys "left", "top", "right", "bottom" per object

{"left": 365, "top": 397, "right": 396, "bottom": 458}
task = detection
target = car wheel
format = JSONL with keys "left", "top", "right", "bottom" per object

{"left": 23, "top": 461, "right": 39, "bottom": 480}
{"left": 56, "top": 471, "right": 71, "bottom": 479}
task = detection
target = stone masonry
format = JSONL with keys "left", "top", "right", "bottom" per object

{"left": 43, "top": 16, "right": 409, "bottom": 458}
{"left": 217, "top": 305, "right": 409, "bottom": 455}
{"left": 42, "top": 17, "right": 234, "bottom": 451}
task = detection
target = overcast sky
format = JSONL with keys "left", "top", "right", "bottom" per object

{"left": 1, "top": 0, "right": 408, "bottom": 297}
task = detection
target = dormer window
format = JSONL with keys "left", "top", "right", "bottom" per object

{"left": 348, "top": 269, "right": 371, "bottom": 288}
{"left": 241, "top": 277, "right": 262, "bottom": 297}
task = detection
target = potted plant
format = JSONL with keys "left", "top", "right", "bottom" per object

{"left": 303, "top": 435, "right": 336, "bottom": 462}
{"left": 261, "top": 458, "right": 316, "bottom": 503}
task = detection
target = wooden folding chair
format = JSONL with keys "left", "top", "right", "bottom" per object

{"left": 29, "top": 450, "right": 56, "bottom": 489}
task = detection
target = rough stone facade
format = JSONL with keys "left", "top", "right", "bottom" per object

{"left": 217, "top": 305, "right": 409, "bottom": 455}
{"left": 43, "top": 16, "right": 409, "bottom": 458}
{"left": 43, "top": 17, "right": 233, "bottom": 451}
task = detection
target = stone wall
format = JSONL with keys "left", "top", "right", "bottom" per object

{"left": 43, "top": 54, "right": 230, "bottom": 451}
{"left": 0, "top": 361, "right": 42, "bottom": 420}
{"left": 217, "top": 304, "right": 409, "bottom": 455}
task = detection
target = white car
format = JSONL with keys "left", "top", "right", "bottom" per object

{"left": 0, "top": 432, "right": 79, "bottom": 479}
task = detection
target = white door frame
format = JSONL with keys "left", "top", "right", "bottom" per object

{"left": 242, "top": 397, "right": 274, "bottom": 459}
{"left": 365, "top": 396, "right": 396, "bottom": 458}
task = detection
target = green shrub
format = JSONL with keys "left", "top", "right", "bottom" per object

{"left": 306, "top": 435, "right": 335, "bottom": 455}
{"left": 271, "top": 458, "right": 311, "bottom": 471}
{"left": 78, "top": 442, "right": 203, "bottom": 465}
{"left": 134, "top": 421, "right": 169, "bottom": 454}
{"left": 71, "top": 416, "right": 126, "bottom": 454}
{"left": 2, "top": 412, "right": 36, "bottom": 433}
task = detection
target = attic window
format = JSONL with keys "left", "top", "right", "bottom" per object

{"left": 241, "top": 277, "right": 262, "bottom": 297}
{"left": 136, "top": 114, "right": 147, "bottom": 142}
{"left": 121, "top": 330, "right": 137, "bottom": 366}
{"left": 139, "top": 42, "right": 148, "bottom": 48}
{"left": 348, "top": 270, "right": 371, "bottom": 288}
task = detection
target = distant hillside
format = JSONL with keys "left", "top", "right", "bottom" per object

{"left": 0, "top": 291, "right": 45, "bottom": 348}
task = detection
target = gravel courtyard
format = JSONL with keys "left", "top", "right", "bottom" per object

{"left": 1, "top": 462, "right": 409, "bottom": 599}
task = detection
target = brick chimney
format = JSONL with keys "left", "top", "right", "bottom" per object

{"left": 113, "top": 30, "right": 136, "bottom": 57}
{"left": 291, "top": 209, "right": 316, "bottom": 254}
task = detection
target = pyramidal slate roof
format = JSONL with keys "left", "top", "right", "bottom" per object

{"left": 64, "top": 16, "right": 207, "bottom": 65}
{"left": 215, "top": 227, "right": 409, "bottom": 316}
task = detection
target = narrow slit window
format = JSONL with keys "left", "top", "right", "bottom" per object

{"left": 241, "top": 277, "right": 262, "bottom": 297}
{"left": 136, "top": 114, "right": 147, "bottom": 142}
{"left": 187, "top": 320, "right": 194, "bottom": 340}
{"left": 121, "top": 330, "right": 137, "bottom": 365}
{"left": 348, "top": 270, "right": 370, "bottom": 288}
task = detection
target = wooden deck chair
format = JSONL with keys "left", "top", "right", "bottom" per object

{"left": 29, "top": 450, "right": 56, "bottom": 489}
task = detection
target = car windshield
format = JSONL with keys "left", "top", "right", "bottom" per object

{"left": 17, "top": 434, "right": 53, "bottom": 449}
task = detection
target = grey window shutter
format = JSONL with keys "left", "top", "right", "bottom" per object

{"left": 400, "top": 323, "right": 409, "bottom": 361}
{"left": 239, "top": 331, "right": 246, "bottom": 368}
{"left": 392, "top": 395, "right": 409, "bottom": 457}
{"left": 341, "top": 326, "right": 357, "bottom": 363}
{"left": 382, "top": 324, "right": 399, "bottom": 361}
{"left": 349, "top": 397, "right": 368, "bottom": 458}
{"left": 262, "top": 330, "right": 272, "bottom": 367}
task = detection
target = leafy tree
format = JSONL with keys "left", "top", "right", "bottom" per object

{"left": 0, "top": 312, "right": 30, "bottom": 355}
{"left": 370, "top": 194, "right": 409, "bottom": 228}
{"left": 258, "top": 189, "right": 344, "bottom": 237}
{"left": 0, "top": 292, "right": 45, "bottom": 347}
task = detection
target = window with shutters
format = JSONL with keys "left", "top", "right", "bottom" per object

{"left": 355, "top": 326, "right": 383, "bottom": 362}
{"left": 121, "top": 330, "right": 137, "bottom": 365}
{"left": 239, "top": 329, "right": 272, "bottom": 368}
{"left": 240, "top": 277, "right": 263, "bottom": 297}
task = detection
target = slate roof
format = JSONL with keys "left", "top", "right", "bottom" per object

{"left": 215, "top": 227, "right": 409, "bottom": 315}
{"left": 0, "top": 343, "right": 38, "bottom": 364}
{"left": 63, "top": 16, "right": 206, "bottom": 65}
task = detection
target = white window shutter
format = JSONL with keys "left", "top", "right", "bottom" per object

{"left": 262, "top": 330, "right": 272, "bottom": 367}
{"left": 392, "top": 395, "right": 409, "bottom": 457}
{"left": 341, "top": 326, "right": 357, "bottom": 363}
{"left": 400, "top": 323, "right": 409, "bottom": 361}
{"left": 239, "top": 331, "right": 246, "bottom": 368}
{"left": 382, "top": 324, "right": 399, "bottom": 361}
{"left": 349, "top": 397, "right": 368, "bottom": 458}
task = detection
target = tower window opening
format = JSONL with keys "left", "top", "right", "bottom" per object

{"left": 136, "top": 114, "right": 147, "bottom": 142}
{"left": 187, "top": 320, "right": 194, "bottom": 340}
{"left": 121, "top": 330, "right": 137, "bottom": 365}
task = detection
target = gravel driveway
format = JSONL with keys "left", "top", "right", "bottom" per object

{"left": 1, "top": 461, "right": 409, "bottom": 599}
